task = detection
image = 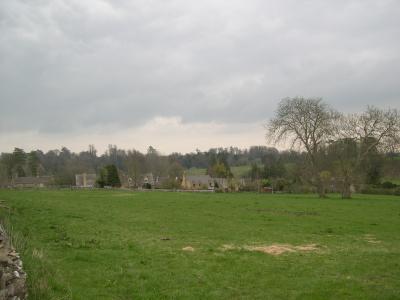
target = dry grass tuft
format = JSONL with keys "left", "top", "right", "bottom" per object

{"left": 32, "top": 248, "right": 44, "bottom": 259}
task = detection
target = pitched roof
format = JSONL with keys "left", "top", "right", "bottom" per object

{"left": 14, "top": 176, "right": 53, "bottom": 185}
{"left": 75, "top": 173, "right": 97, "bottom": 180}
{"left": 185, "top": 175, "right": 212, "bottom": 184}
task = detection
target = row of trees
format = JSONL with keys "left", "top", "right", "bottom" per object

{"left": 0, "top": 145, "right": 180, "bottom": 187}
{"left": 0, "top": 143, "right": 293, "bottom": 186}
{"left": 1, "top": 140, "right": 398, "bottom": 195}
{"left": 267, "top": 97, "right": 400, "bottom": 198}
{"left": 1, "top": 99, "right": 399, "bottom": 196}
{"left": 1, "top": 148, "right": 40, "bottom": 178}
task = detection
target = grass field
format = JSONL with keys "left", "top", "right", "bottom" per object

{"left": 0, "top": 190, "right": 399, "bottom": 299}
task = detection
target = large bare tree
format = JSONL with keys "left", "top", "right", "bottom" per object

{"left": 267, "top": 97, "right": 338, "bottom": 197}
{"left": 335, "top": 106, "right": 400, "bottom": 198}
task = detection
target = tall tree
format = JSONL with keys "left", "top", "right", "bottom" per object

{"left": 267, "top": 97, "right": 338, "bottom": 197}
{"left": 1, "top": 153, "right": 14, "bottom": 180}
{"left": 105, "top": 165, "right": 121, "bottom": 187}
{"left": 97, "top": 165, "right": 121, "bottom": 188}
{"left": 12, "top": 148, "right": 27, "bottom": 177}
{"left": 126, "top": 150, "right": 146, "bottom": 187}
{"left": 27, "top": 151, "right": 40, "bottom": 176}
{"left": 335, "top": 106, "right": 400, "bottom": 198}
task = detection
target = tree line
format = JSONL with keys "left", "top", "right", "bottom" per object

{"left": 0, "top": 97, "right": 399, "bottom": 197}
{"left": 0, "top": 144, "right": 299, "bottom": 187}
{"left": 267, "top": 97, "right": 400, "bottom": 198}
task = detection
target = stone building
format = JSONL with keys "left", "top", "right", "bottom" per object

{"left": 181, "top": 174, "right": 214, "bottom": 190}
{"left": 13, "top": 176, "right": 54, "bottom": 188}
{"left": 75, "top": 173, "right": 97, "bottom": 188}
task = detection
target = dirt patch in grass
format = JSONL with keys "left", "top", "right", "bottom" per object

{"left": 248, "top": 208, "right": 320, "bottom": 217}
{"left": 220, "top": 244, "right": 236, "bottom": 251}
{"left": 245, "top": 244, "right": 296, "bottom": 255}
{"left": 294, "top": 244, "right": 319, "bottom": 251}
{"left": 364, "top": 234, "right": 381, "bottom": 244}
{"left": 220, "top": 243, "right": 320, "bottom": 255}
{"left": 182, "top": 246, "right": 195, "bottom": 252}
{"left": 245, "top": 244, "right": 319, "bottom": 255}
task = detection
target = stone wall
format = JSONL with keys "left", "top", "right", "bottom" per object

{"left": 0, "top": 225, "right": 27, "bottom": 300}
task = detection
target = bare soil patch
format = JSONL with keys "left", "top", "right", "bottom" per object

{"left": 182, "top": 246, "right": 195, "bottom": 252}
{"left": 220, "top": 243, "right": 320, "bottom": 255}
{"left": 220, "top": 244, "right": 236, "bottom": 251}
{"left": 364, "top": 234, "right": 381, "bottom": 244}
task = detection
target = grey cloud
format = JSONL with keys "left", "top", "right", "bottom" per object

{"left": 1, "top": 0, "right": 400, "bottom": 135}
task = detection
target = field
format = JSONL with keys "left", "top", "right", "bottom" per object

{"left": 0, "top": 190, "right": 399, "bottom": 299}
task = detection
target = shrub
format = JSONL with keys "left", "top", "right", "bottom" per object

{"left": 159, "top": 178, "right": 181, "bottom": 189}
{"left": 142, "top": 183, "right": 152, "bottom": 189}
{"left": 394, "top": 187, "right": 400, "bottom": 196}
{"left": 360, "top": 185, "right": 400, "bottom": 196}
{"left": 381, "top": 181, "right": 397, "bottom": 189}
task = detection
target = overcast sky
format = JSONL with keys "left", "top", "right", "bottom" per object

{"left": 1, "top": 0, "right": 399, "bottom": 154}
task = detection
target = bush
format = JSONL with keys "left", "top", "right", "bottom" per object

{"left": 360, "top": 185, "right": 400, "bottom": 196}
{"left": 159, "top": 178, "right": 181, "bottom": 189}
{"left": 239, "top": 182, "right": 258, "bottom": 192}
{"left": 381, "top": 181, "right": 397, "bottom": 189}
{"left": 142, "top": 183, "right": 152, "bottom": 189}
{"left": 272, "top": 178, "right": 287, "bottom": 191}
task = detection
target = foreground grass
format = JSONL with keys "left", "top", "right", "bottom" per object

{"left": 0, "top": 190, "right": 399, "bottom": 299}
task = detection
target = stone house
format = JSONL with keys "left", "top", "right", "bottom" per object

{"left": 141, "top": 173, "right": 169, "bottom": 188}
{"left": 13, "top": 176, "right": 54, "bottom": 188}
{"left": 181, "top": 174, "right": 214, "bottom": 190}
{"left": 142, "top": 173, "right": 155, "bottom": 186}
{"left": 75, "top": 173, "right": 97, "bottom": 188}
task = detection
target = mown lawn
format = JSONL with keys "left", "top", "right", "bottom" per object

{"left": 0, "top": 190, "right": 399, "bottom": 299}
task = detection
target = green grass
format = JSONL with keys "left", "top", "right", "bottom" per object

{"left": 0, "top": 190, "right": 400, "bottom": 299}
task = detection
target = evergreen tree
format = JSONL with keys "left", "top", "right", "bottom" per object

{"left": 96, "top": 168, "right": 107, "bottom": 188}
{"left": 105, "top": 165, "right": 121, "bottom": 187}
{"left": 97, "top": 165, "right": 121, "bottom": 187}
{"left": 12, "top": 148, "right": 26, "bottom": 177}
{"left": 27, "top": 151, "right": 40, "bottom": 176}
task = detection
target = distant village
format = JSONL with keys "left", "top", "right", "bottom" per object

{"left": 1, "top": 146, "right": 282, "bottom": 193}
{"left": 2, "top": 136, "right": 400, "bottom": 196}
{"left": 11, "top": 172, "right": 258, "bottom": 192}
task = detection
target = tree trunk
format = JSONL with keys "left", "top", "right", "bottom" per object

{"left": 317, "top": 180, "right": 327, "bottom": 198}
{"left": 341, "top": 177, "right": 352, "bottom": 199}
{"left": 318, "top": 188, "right": 326, "bottom": 198}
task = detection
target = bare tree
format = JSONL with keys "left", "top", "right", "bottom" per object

{"left": 267, "top": 97, "right": 338, "bottom": 197}
{"left": 126, "top": 150, "right": 146, "bottom": 188}
{"left": 336, "top": 106, "right": 400, "bottom": 198}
